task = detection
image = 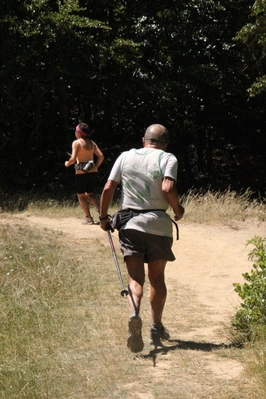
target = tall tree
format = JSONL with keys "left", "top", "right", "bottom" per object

{"left": 0, "top": 0, "right": 265, "bottom": 197}
{"left": 235, "top": 0, "right": 266, "bottom": 96}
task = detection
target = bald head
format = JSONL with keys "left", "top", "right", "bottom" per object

{"left": 143, "top": 124, "right": 169, "bottom": 148}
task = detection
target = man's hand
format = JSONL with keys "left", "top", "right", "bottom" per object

{"left": 174, "top": 204, "right": 185, "bottom": 221}
{"left": 100, "top": 217, "right": 113, "bottom": 231}
{"left": 99, "top": 180, "right": 118, "bottom": 231}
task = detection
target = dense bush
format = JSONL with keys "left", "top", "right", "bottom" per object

{"left": 233, "top": 236, "right": 266, "bottom": 341}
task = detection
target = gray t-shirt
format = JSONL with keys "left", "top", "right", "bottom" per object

{"left": 108, "top": 148, "right": 178, "bottom": 237}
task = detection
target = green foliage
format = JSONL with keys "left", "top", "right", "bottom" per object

{"left": 0, "top": 0, "right": 265, "bottom": 197}
{"left": 233, "top": 236, "right": 266, "bottom": 340}
{"left": 249, "top": 76, "right": 266, "bottom": 97}
{"left": 235, "top": 0, "right": 266, "bottom": 96}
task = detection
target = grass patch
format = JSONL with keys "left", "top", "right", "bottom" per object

{"left": 252, "top": 328, "right": 266, "bottom": 394}
{"left": 14, "top": 197, "right": 121, "bottom": 221}
{"left": 0, "top": 221, "right": 132, "bottom": 398}
{"left": 179, "top": 188, "right": 266, "bottom": 223}
{"left": 2, "top": 188, "right": 265, "bottom": 224}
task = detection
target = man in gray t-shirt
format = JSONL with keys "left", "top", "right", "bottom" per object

{"left": 100, "top": 124, "right": 184, "bottom": 353}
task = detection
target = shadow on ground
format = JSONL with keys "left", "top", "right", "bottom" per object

{"left": 139, "top": 339, "right": 239, "bottom": 367}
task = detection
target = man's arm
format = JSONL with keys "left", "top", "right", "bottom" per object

{"left": 99, "top": 180, "right": 119, "bottom": 230}
{"left": 162, "top": 177, "right": 185, "bottom": 220}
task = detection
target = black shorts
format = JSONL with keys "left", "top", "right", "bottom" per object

{"left": 118, "top": 229, "right": 175, "bottom": 263}
{"left": 75, "top": 173, "right": 98, "bottom": 194}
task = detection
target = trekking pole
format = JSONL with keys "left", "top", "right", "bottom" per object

{"left": 106, "top": 224, "right": 128, "bottom": 297}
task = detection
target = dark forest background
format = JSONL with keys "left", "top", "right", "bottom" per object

{"left": 1, "top": 0, "right": 266, "bottom": 203}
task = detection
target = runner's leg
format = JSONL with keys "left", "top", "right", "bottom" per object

{"left": 77, "top": 193, "right": 92, "bottom": 218}
{"left": 125, "top": 255, "right": 145, "bottom": 352}
{"left": 125, "top": 256, "right": 145, "bottom": 316}
{"left": 85, "top": 192, "right": 100, "bottom": 211}
{"left": 148, "top": 259, "right": 167, "bottom": 323}
{"left": 85, "top": 173, "right": 100, "bottom": 212}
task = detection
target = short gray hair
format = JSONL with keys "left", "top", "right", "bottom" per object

{"left": 144, "top": 124, "right": 169, "bottom": 144}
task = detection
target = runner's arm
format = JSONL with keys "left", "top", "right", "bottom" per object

{"left": 100, "top": 180, "right": 119, "bottom": 230}
{"left": 65, "top": 141, "right": 79, "bottom": 167}
{"left": 93, "top": 142, "right": 104, "bottom": 168}
{"left": 162, "top": 177, "right": 185, "bottom": 220}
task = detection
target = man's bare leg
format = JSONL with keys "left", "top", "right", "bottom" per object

{"left": 148, "top": 259, "right": 167, "bottom": 323}
{"left": 125, "top": 256, "right": 145, "bottom": 316}
{"left": 125, "top": 256, "right": 145, "bottom": 352}
{"left": 148, "top": 259, "right": 170, "bottom": 345}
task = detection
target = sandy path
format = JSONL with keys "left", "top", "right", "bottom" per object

{"left": 21, "top": 214, "right": 265, "bottom": 341}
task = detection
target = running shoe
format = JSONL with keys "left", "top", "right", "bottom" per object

{"left": 150, "top": 322, "right": 170, "bottom": 346}
{"left": 127, "top": 315, "right": 144, "bottom": 353}
{"left": 82, "top": 217, "right": 94, "bottom": 225}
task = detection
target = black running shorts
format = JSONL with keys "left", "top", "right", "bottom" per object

{"left": 118, "top": 229, "right": 175, "bottom": 263}
{"left": 75, "top": 172, "right": 98, "bottom": 194}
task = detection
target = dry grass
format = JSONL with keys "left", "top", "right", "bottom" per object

{"left": 10, "top": 188, "right": 266, "bottom": 224}
{"left": 21, "top": 197, "right": 121, "bottom": 221}
{"left": 0, "top": 220, "right": 137, "bottom": 398}
{"left": 178, "top": 188, "right": 266, "bottom": 224}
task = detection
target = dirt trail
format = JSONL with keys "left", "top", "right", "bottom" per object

{"left": 22, "top": 215, "right": 265, "bottom": 339}
{"left": 6, "top": 214, "right": 266, "bottom": 396}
